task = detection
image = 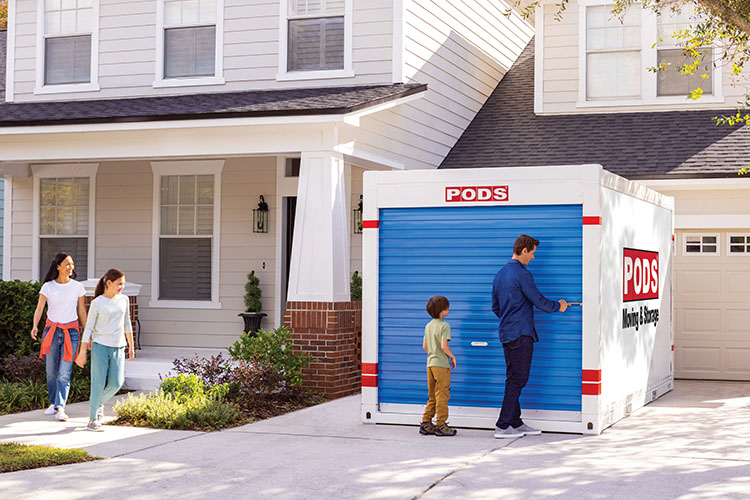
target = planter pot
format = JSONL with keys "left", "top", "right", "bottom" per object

{"left": 238, "top": 312, "right": 267, "bottom": 334}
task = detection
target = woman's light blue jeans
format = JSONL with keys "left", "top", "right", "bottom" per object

{"left": 43, "top": 326, "right": 80, "bottom": 409}
{"left": 89, "top": 343, "right": 125, "bottom": 420}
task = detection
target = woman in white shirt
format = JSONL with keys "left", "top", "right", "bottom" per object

{"left": 75, "top": 268, "right": 135, "bottom": 432}
{"left": 30, "top": 253, "right": 88, "bottom": 422}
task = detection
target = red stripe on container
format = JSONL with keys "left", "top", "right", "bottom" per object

{"left": 582, "top": 216, "right": 602, "bottom": 225}
{"left": 362, "top": 220, "right": 379, "bottom": 229}
{"left": 672, "top": 345, "right": 675, "bottom": 351}
{"left": 582, "top": 383, "right": 601, "bottom": 395}
{"left": 362, "top": 375, "right": 378, "bottom": 387}
{"left": 582, "top": 369, "right": 602, "bottom": 382}
{"left": 362, "top": 363, "right": 378, "bottom": 375}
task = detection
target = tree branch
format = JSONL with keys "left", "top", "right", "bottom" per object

{"left": 696, "top": 0, "right": 750, "bottom": 36}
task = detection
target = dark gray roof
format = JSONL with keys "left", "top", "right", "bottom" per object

{"left": 440, "top": 38, "right": 750, "bottom": 179}
{"left": 0, "top": 80, "right": 426, "bottom": 127}
{"left": 0, "top": 30, "right": 6, "bottom": 102}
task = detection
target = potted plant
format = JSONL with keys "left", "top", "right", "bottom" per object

{"left": 238, "top": 270, "right": 267, "bottom": 335}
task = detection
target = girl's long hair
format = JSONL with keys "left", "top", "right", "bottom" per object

{"left": 43, "top": 253, "right": 78, "bottom": 283}
{"left": 95, "top": 269, "right": 125, "bottom": 298}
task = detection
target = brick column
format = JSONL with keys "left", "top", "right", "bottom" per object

{"left": 284, "top": 301, "right": 362, "bottom": 399}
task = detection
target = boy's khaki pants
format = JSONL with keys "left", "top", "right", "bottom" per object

{"left": 422, "top": 366, "right": 451, "bottom": 426}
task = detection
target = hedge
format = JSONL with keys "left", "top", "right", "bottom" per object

{"left": 0, "top": 281, "right": 44, "bottom": 359}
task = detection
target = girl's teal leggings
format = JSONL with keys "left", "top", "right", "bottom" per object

{"left": 89, "top": 343, "right": 125, "bottom": 420}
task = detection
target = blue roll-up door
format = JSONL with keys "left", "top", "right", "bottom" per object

{"left": 378, "top": 205, "right": 583, "bottom": 412}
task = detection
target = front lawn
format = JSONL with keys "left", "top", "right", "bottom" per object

{"left": 0, "top": 442, "right": 98, "bottom": 473}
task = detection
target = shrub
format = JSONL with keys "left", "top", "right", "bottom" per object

{"left": 0, "top": 281, "right": 45, "bottom": 358}
{"left": 172, "top": 353, "right": 233, "bottom": 389}
{"left": 350, "top": 271, "right": 362, "bottom": 301}
{"left": 0, "top": 442, "right": 98, "bottom": 473}
{"left": 0, "top": 355, "right": 47, "bottom": 383}
{"left": 243, "top": 270, "right": 262, "bottom": 313}
{"left": 159, "top": 374, "right": 204, "bottom": 402}
{"left": 113, "top": 391, "right": 241, "bottom": 431}
{"left": 229, "top": 360, "right": 287, "bottom": 403}
{"left": 0, "top": 380, "right": 48, "bottom": 415}
{"left": 227, "top": 326, "right": 313, "bottom": 386}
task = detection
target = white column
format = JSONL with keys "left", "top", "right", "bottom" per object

{"left": 287, "top": 151, "right": 351, "bottom": 302}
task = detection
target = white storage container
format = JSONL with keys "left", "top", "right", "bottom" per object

{"left": 360, "top": 165, "right": 674, "bottom": 434}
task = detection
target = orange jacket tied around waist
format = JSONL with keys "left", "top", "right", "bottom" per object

{"left": 39, "top": 319, "right": 79, "bottom": 363}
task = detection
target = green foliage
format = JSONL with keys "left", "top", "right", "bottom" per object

{"left": 0, "top": 281, "right": 45, "bottom": 358}
{"left": 243, "top": 271, "right": 263, "bottom": 313}
{"left": 0, "top": 375, "right": 90, "bottom": 416}
{"left": 0, "top": 442, "right": 97, "bottom": 473}
{"left": 227, "top": 326, "right": 313, "bottom": 386}
{"left": 159, "top": 373, "right": 231, "bottom": 403}
{"left": 113, "top": 390, "right": 241, "bottom": 431}
{"left": 350, "top": 271, "right": 362, "bottom": 301}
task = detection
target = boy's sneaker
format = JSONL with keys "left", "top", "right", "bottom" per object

{"left": 494, "top": 426, "right": 523, "bottom": 439}
{"left": 96, "top": 405, "right": 104, "bottom": 422}
{"left": 435, "top": 423, "right": 457, "bottom": 437}
{"left": 55, "top": 409, "right": 69, "bottom": 421}
{"left": 419, "top": 421, "right": 436, "bottom": 435}
{"left": 86, "top": 420, "right": 103, "bottom": 432}
{"left": 44, "top": 404, "right": 56, "bottom": 415}
{"left": 514, "top": 423, "right": 542, "bottom": 436}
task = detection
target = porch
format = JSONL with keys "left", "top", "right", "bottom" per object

{"left": 123, "top": 347, "right": 228, "bottom": 391}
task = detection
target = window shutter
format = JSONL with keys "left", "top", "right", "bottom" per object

{"left": 45, "top": 35, "right": 91, "bottom": 85}
{"left": 159, "top": 238, "right": 212, "bottom": 300}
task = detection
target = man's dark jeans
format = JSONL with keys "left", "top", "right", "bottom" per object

{"left": 496, "top": 335, "right": 534, "bottom": 429}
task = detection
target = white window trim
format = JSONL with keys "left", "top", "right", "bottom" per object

{"left": 34, "top": 0, "right": 101, "bottom": 95}
{"left": 726, "top": 233, "right": 750, "bottom": 257}
{"left": 277, "top": 0, "right": 354, "bottom": 81}
{"left": 31, "top": 163, "right": 98, "bottom": 283}
{"left": 681, "top": 232, "right": 720, "bottom": 256}
{"left": 577, "top": 1, "right": 724, "bottom": 108}
{"left": 153, "top": 0, "right": 226, "bottom": 89}
{"left": 150, "top": 160, "right": 223, "bottom": 309}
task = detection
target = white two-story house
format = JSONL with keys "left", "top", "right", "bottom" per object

{"left": 0, "top": 0, "right": 534, "bottom": 385}
{"left": 441, "top": 2, "right": 750, "bottom": 382}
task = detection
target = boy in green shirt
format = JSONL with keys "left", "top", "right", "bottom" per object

{"left": 419, "top": 295, "right": 457, "bottom": 437}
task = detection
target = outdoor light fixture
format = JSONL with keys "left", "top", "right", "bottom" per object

{"left": 353, "top": 195, "right": 363, "bottom": 234}
{"left": 253, "top": 195, "right": 269, "bottom": 233}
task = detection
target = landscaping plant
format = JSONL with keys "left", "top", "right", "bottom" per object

{"left": 350, "top": 271, "right": 362, "bottom": 301}
{"left": 227, "top": 326, "right": 313, "bottom": 387}
{"left": 0, "top": 281, "right": 44, "bottom": 358}
{"left": 0, "top": 442, "right": 97, "bottom": 473}
{"left": 243, "top": 270, "right": 262, "bottom": 313}
{"left": 171, "top": 353, "right": 233, "bottom": 389}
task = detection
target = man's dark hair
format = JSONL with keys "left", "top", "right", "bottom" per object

{"left": 513, "top": 234, "right": 540, "bottom": 256}
{"left": 426, "top": 296, "right": 450, "bottom": 319}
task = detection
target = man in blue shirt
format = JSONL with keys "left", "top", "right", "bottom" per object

{"left": 492, "top": 234, "right": 568, "bottom": 439}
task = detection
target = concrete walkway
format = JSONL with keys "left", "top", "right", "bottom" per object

{"left": 1, "top": 380, "right": 749, "bottom": 499}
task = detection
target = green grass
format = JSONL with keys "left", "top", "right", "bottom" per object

{"left": 0, "top": 442, "right": 99, "bottom": 473}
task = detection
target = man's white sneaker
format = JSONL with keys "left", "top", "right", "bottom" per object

{"left": 44, "top": 404, "right": 56, "bottom": 415}
{"left": 514, "top": 423, "right": 542, "bottom": 436}
{"left": 494, "top": 426, "right": 523, "bottom": 439}
{"left": 55, "top": 409, "right": 69, "bottom": 421}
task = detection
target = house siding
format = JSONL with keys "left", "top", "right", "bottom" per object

{"left": 11, "top": 0, "right": 394, "bottom": 102}
{"left": 541, "top": 2, "right": 750, "bottom": 114}
{"left": 343, "top": 0, "right": 534, "bottom": 170}
{"left": 9, "top": 177, "right": 33, "bottom": 280}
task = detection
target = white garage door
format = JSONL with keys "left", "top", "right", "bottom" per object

{"left": 675, "top": 231, "right": 750, "bottom": 380}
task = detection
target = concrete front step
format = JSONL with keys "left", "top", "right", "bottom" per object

{"left": 124, "top": 347, "right": 229, "bottom": 391}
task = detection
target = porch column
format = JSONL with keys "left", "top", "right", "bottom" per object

{"left": 284, "top": 151, "right": 362, "bottom": 399}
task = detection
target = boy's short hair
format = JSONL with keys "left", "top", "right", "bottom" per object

{"left": 513, "top": 234, "right": 540, "bottom": 255}
{"left": 426, "top": 296, "right": 450, "bottom": 319}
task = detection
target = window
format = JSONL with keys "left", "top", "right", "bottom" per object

{"left": 151, "top": 161, "right": 222, "bottom": 308}
{"left": 586, "top": 5, "right": 641, "bottom": 99}
{"left": 42, "top": 0, "right": 94, "bottom": 86}
{"left": 656, "top": 10, "right": 712, "bottom": 96}
{"left": 728, "top": 234, "right": 750, "bottom": 255}
{"left": 287, "top": 0, "right": 345, "bottom": 72}
{"left": 163, "top": 0, "right": 217, "bottom": 79}
{"left": 683, "top": 233, "right": 719, "bottom": 255}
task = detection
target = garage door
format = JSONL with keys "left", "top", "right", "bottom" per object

{"left": 377, "top": 204, "right": 583, "bottom": 412}
{"left": 675, "top": 230, "right": 750, "bottom": 380}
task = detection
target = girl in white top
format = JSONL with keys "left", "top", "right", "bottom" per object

{"left": 31, "top": 253, "right": 88, "bottom": 422}
{"left": 75, "top": 268, "right": 135, "bottom": 431}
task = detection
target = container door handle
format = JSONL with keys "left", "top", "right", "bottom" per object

{"left": 471, "top": 341, "right": 488, "bottom": 347}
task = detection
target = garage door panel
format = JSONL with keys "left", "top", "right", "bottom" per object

{"left": 678, "top": 270, "right": 721, "bottom": 294}
{"left": 726, "top": 309, "right": 750, "bottom": 335}
{"left": 726, "top": 348, "right": 750, "bottom": 375}
{"left": 680, "top": 308, "right": 721, "bottom": 335}
{"left": 678, "top": 346, "right": 721, "bottom": 374}
{"left": 727, "top": 271, "right": 750, "bottom": 294}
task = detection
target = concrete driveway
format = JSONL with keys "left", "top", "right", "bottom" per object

{"left": 0, "top": 380, "right": 748, "bottom": 500}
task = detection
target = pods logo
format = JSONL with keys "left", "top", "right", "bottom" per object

{"left": 623, "top": 248, "right": 659, "bottom": 302}
{"left": 445, "top": 186, "right": 509, "bottom": 202}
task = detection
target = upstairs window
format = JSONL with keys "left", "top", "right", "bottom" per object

{"left": 44, "top": 0, "right": 93, "bottom": 85}
{"left": 287, "top": 0, "right": 345, "bottom": 72}
{"left": 656, "top": 10, "right": 713, "bottom": 96}
{"left": 163, "top": 0, "right": 217, "bottom": 78}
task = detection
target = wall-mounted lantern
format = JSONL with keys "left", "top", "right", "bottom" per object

{"left": 253, "top": 195, "right": 269, "bottom": 233}
{"left": 353, "top": 195, "right": 363, "bottom": 234}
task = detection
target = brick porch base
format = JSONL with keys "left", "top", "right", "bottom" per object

{"left": 284, "top": 301, "right": 362, "bottom": 399}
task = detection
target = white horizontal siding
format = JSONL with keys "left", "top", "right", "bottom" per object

{"left": 10, "top": 177, "right": 33, "bottom": 281}
{"left": 12, "top": 0, "right": 394, "bottom": 102}
{"left": 541, "top": 1, "right": 750, "bottom": 114}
